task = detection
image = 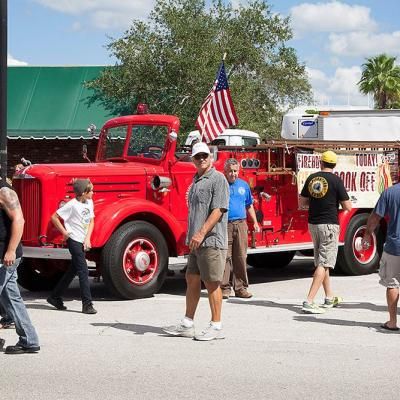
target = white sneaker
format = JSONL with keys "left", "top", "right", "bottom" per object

{"left": 194, "top": 324, "right": 225, "bottom": 341}
{"left": 162, "top": 321, "right": 195, "bottom": 338}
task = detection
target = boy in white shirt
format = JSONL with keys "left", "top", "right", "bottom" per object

{"left": 47, "top": 179, "right": 97, "bottom": 314}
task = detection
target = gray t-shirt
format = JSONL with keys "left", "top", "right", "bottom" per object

{"left": 186, "top": 167, "right": 229, "bottom": 249}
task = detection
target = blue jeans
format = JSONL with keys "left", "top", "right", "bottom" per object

{"left": 0, "top": 258, "right": 40, "bottom": 348}
{"left": 0, "top": 301, "right": 13, "bottom": 324}
{"left": 51, "top": 238, "right": 93, "bottom": 305}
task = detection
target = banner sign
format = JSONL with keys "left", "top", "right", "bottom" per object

{"left": 296, "top": 151, "right": 397, "bottom": 208}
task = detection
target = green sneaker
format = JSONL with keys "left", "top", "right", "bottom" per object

{"left": 302, "top": 301, "right": 326, "bottom": 314}
{"left": 321, "top": 296, "right": 343, "bottom": 309}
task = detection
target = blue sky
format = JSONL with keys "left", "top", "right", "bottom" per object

{"left": 8, "top": 0, "right": 400, "bottom": 107}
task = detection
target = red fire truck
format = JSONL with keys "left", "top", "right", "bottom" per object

{"left": 12, "top": 112, "right": 398, "bottom": 299}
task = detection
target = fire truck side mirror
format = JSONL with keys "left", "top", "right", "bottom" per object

{"left": 169, "top": 131, "right": 178, "bottom": 141}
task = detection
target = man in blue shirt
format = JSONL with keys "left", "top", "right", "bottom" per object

{"left": 221, "top": 159, "right": 260, "bottom": 299}
{"left": 363, "top": 183, "right": 400, "bottom": 331}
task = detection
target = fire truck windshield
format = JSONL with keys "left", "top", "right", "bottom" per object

{"left": 99, "top": 124, "right": 168, "bottom": 161}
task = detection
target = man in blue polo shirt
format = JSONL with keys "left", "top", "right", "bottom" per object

{"left": 363, "top": 183, "right": 400, "bottom": 331}
{"left": 221, "top": 158, "right": 260, "bottom": 299}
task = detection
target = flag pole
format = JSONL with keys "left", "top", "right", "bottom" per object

{"left": 0, "top": 0, "right": 7, "bottom": 181}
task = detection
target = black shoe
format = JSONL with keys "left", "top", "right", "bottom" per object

{"left": 47, "top": 296, "right": 67, "bottom": 310}
{"left": 5, "top": 344, "right": 40, "bottom": 354}
{"left": 0, "top": 338, "right": 4, "bottom": 351}
{"left": 82, "top": 303, "right": 97, "bottom": 314}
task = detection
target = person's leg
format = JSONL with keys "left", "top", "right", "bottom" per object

{"left": 1, "top": 260, "right": 39, "bottom": 348}
{"left": 68, "top": 239, "right": 93, "bottom": 306}
{"left": 306, "top": 266, "right": 327, "bottom": 302}
{"left": 220, "top": 223, "right": 233, "bottom": 294}
{"left": 185, "top": 272, "right": 201, "bottom": 319}
{"left": 204, "top": 280, "right": 222, "bottom": 322}
{"left": 322, "top": 268, "right": 334, "bottom": 299}
{"left": 386, "top": 288, "right": 399, "bottom": 328}
{"left": 51, "top": 261, "right": 76, "bottom": 300}
{"left": 0, "top": 299, "right": 13, "bottom": 327}
{"left": 233, "top": 221, "right": 250, "bottom": 294}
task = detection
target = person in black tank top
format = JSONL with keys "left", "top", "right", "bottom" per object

{"left": 0, "top": 181, "right": 40, "bottom": 354}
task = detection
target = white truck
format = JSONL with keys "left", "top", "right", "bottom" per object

{"left": 185, "top": 129, "right": 261, "bottom": 146}
{"left": 281, "top": 108, "right": 400, "bottom": 141}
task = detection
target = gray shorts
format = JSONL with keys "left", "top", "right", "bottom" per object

{"left": 379, "top": 251, "right": 400, "bottom": 288}
{"left": 186, "top": 247, "right": 227, "bottom": 282}
{"left": 309, "top": 223, "right": 340, "bottom": 269}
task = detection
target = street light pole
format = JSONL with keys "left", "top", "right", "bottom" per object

{"left": 0, "top": 0, "right": 7, "bottom": 182}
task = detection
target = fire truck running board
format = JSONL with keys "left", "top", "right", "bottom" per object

{"left": 247, "top": 242, "right": 344, "bottom": 254}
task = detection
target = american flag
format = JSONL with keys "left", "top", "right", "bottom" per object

{"left": 196, "top": 61, "right": 238, "bottom": 143}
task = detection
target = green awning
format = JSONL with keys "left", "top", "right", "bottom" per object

{"left": 7, "top": 66, "right": 115, "bottom": 139}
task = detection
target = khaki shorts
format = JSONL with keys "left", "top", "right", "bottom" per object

{"left": 309, "top": 224, "right": 340, "bottom": 269}
{"left": 379, "top": 251, "right": 400, "bottom": 288}
{"left": 186, "top": 247, "right": 227, "bottom": 282}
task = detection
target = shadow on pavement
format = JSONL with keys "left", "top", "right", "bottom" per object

{"left": 92, "top": 322, "right": 163, "bottom": 335}
{"left": 293, "top": 316, "right": 400, "bottom": 334}
{"left": 227, "top": 298, "right": 387, "bottom": 313}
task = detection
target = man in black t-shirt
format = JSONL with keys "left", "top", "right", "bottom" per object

{"left": 299, "top": 151, "right": 352, "bottom": 314}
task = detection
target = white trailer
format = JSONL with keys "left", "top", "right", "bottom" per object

{"left": 281, "top": 108, "right": 400, "bottom": 141}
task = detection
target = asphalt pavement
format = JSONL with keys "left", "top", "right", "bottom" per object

{"left": 1, "top": 256, "right": 398, "bottom": 400}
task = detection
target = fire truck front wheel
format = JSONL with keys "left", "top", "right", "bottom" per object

{"left": 336, "top": 213, "right": 383, "bottom": 275}
{"left": 17, "top": 258, "right": 65, "bottom": 292}
{"left": 247, "top": 251, "right": 295, "bottom": 269}
{"left": 100, "top": 221, "right": 169, "bottom": 299}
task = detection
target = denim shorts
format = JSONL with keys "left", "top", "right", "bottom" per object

{"left": 187, "top": 247, "right": 227, "bottom": 282}
{"left": 379, "top": 251, "right": 400, "bottom": 288}
{"left": 309, "top": 223, "right": 340, "bottom": 269}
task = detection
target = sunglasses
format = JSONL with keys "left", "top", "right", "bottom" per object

{"left": 193, "top": 153, "right": 210, "bottom": 160}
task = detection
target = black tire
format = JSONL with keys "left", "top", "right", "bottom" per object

{"left": 100, "top": 221, "right": 168, "bottom": 299}
{"left": 247, "top": 251, "right": 296, "bottom": 269}
{"left": 336, "top": 213, "right": 383, "bottom": 275}
{"left": 17, "top": 258, "right": 65, "bottom": 292}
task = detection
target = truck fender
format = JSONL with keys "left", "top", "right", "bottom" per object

{"left": 338, "top": 208, "right": 367, "bottom": 242}
{"left": 92, "top": 199, "right": 185, "bottom": 249}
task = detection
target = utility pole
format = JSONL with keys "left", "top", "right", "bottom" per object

{"left": 0, "top": 0, "right": 7, "bottom": 181}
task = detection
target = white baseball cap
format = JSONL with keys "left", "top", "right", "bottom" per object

{"left": 191, "top": 142, "right": 211, "bottom": 157}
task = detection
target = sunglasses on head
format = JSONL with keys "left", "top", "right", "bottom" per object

{"left": 193, "top": 153, "right": 209, "bottom": 160}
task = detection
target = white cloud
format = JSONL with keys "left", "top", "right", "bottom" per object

{"left": 291, "top": 1, "right": 376, "bottom": 36}
{"left": 329, "top": 31, "right": 400, "bottom": 57}
{"left": 7, "top": 54, "right": 28, "bottom": 66}
{"left": 307, "top": 66, "right": 369, "bottom": 106}
{"left": 34, "top": 0, "right": 154, "bottom": 29}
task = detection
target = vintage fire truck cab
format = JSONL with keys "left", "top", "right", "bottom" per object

{"left": 13, "top": 113, "right": 393, "bottom": 299}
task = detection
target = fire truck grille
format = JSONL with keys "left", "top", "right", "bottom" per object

{"left": 13, "top": 178, "right": 41, "bottom": 242}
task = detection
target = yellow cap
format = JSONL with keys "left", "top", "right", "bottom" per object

{"left": 321, "top": 150, "right": 337, "bottom": 164}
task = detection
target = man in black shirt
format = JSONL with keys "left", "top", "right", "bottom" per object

{"left": 299, "top": 151, "right": 352, "bottom": 314}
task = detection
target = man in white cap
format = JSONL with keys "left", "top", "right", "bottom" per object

{"left": 299, "top": 150, "right": 352, "bottom": 314}
{"left": 163, "top": 142, "right": 229, "bottom": 340}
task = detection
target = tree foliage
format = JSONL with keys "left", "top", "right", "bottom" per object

{"left": 87, "top": 0, "right": 311, "bottom": 140}
{"left": 358, "top": 54, "right": 400, "bottom": 109}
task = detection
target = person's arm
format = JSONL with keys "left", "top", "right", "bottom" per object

{"left": 51, "top": 212, "right": 70, "bottom": 241}
{"left": 189, "top": 208, "right": 224, "bottom": 251}
{"left": 299, "top": 195, "right": 309, "bottom": 210}
{"left": 83, "top": 218, "right": 94, "bottom": 251}
{"left": 0, "top": 187, "right": 24, "bottom": 267}
{"left": 246, "top": 204, "right": 260, "bottom": 232}
{"left": 340, "top": 199, "right": 352, "bottom": 212}
{"left": 362, "top": 211, "right": 382, "bottom": 248}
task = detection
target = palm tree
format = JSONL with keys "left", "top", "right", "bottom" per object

{"left": 358, "top": 54, "right": 400, "bottom": 109}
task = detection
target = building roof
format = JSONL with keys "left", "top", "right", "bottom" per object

{"left": 8, "top": 66, "right": 115, "bottom": 139}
